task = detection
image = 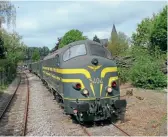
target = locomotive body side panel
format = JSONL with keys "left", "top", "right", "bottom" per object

{"left": 42, "top": 55, "right": 64, "bottom": 97}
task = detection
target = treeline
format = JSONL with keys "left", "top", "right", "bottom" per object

{"left": 25, "top": 46, "right": 50, "bottom": 61}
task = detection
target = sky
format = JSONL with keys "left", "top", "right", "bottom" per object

{"left": 2, "top": 0, "right": 167, "bottom": 50}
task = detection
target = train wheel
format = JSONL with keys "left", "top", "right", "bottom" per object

{"left": 55, "top": 94, "right": 60, "bottom": 102}
{"left": 109, "top": 114, "right": 118, "bottom": 123}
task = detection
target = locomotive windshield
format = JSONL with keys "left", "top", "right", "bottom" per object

{"left": 63, "top": 44, "right": 87, "bottom": 61}
{"left": 89, "top": 44, "right": 112, "bottom": 59}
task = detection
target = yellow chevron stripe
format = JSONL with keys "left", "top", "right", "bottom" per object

{"left": 56, "top": 69, "right": 91, "bottom": 79}
{"left": 43, "top": 67, "right": 91, "bottom": 79}
{"left": 61, "top": 79, "right": 85, "bottom": 89}
{"left": 43, "top": 70, "right": 85, "bottom": 89}
{"left": 42, "top": 67, "right": 94, "bottom": 95}
{"left": 100, "top": 76, "right": 119, "bottom": 97}
{"left": 43, "top": 67, "right": 118, "bottom": 97}
{"left": 108, "top": 76, "right": 118, "bottom": 87}
{"left": 101, "top": 67, "right": 117, "bottom": 78}
{"left": 87, "top": 65, "right": 102, "bottom": 72}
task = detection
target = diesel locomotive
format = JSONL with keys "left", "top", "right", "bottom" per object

{"left": 28, "top": 40, "right": 127, "bottom": 122}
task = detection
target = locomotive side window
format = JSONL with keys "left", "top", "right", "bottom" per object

{"left": 89, "top": 44, "right": 107, "bottom": 58}
{"left": 63, "top": 49, "right": 70, "bottom": 61}
{"left": 63, "top": 44, "right": 87, "bottom": 61}
{"left": 55, "top": 55, "right": 60, "bottom": 66}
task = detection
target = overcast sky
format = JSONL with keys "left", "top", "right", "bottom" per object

{"left": 3, "top": 0, "right": 167, "bottom": 50}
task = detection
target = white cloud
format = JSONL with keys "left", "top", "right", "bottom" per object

{"left": 84, "top": 27, "right": 112, "bottom": 40}
{"left": 4, "top": 1, "right": 166, "bottom": 49}
{"left": 16, "top": 18, "right": 39, "bottom": 30}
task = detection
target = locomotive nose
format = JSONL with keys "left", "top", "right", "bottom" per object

{"left": 86, "top": 56, "right": 118, "bottom": 98}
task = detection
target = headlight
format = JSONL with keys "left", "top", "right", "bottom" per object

{"left": 107, "top": 87, "right": 112, "bottom": 93}
{"left": 82, "top": 89, "right": 89, "bottom": 95}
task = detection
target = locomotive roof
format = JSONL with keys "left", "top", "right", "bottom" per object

{"left": 43, "top": 40, "right": 103, "bottom": 60}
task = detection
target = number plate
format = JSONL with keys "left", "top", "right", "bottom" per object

{"left": 89, "top": 78, "right": 103, "bottom": 84}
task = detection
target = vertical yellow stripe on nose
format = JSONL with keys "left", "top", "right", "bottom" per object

{"left": 90, "top": 83, "right": 95, "bottom": 96}
{"left": 100, "top": 83, "right": 103, "bottom": 96}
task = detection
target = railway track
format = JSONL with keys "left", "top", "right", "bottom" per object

{"left": 22, "top": 72, "right": 30, "bottom": 136}
{"left": 0, "top": 74, "right": 21, "bottom": 120}
{"left": 0, "top": 72, "right": 30, "bottom": 136}
{"left": 63, "top": 109, "right": 130, "bottom": 136}
{"left": 78, "top": 120, "right": 131, "bottom": 136}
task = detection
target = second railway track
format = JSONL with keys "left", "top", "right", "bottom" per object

{"left": 0, "top": 72, "right": 30, "bottom": 136}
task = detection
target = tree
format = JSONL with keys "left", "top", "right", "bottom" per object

{"left": 32, "top": 49, "right": 40, "bottom": 62}
{"left": 0, "top": 35, "right": 5, "bottom": 58}
{"left": 0, "top": 28, "right": 27, "bottom": 81}
{"left": 58, "top": 29, "right": 87, "bottom": 48}
{"left": 108, "top": 32, "right": 129, "bottom": 56}
{"left": 131, "top": 5, "right": 167, "bottom": 52}
{"left": 25, "top": 46, "right": 50, "bottom": 60}
{"left": 0, "top": 2, "right": 26, "bottom": 83}
{"left": 108, "top": 24, "right": 129, "bottom": 56}
{"left": 150, "top": 5, "right": 167, "bottom": 51}
{"left": 0, "top": 1, "right": 16, "bottom": 28}
{"left": 50, "top": 37, "right": 62, "bottom": 53}
{"left": 1, "top": 30, "right": 26, "bottom": 62}
{"left": 131, "top": 17, "right": 154, "bottom": 47}
{"left": 42, "top": 46, "right": 49, "bottom": 56}
{"left": 93, "top": 35, "right": 100, "bottom": 43}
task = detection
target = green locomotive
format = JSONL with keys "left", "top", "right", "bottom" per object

{"left": 28, "top": 40, "right": 126, "bottom": 122}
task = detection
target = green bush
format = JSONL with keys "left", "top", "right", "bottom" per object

{"left": 0, "top": 59, "right": 16, "bottom": 83}
{"left": 118, "top": 67, "right": 130, "bottom": 84}
{"left": 130, "top": 61, "right": 166, "bottom": 89}
{"left": 129, "top": 46, "right": 167, "bottom": 89}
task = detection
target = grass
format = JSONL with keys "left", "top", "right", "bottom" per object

{"left": 161, "top": 114, "right": 167, "bottom": 123}
{"left": 0, "top": 84, "right": 8, "bottom": 95}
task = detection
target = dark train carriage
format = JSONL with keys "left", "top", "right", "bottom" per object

{"left": 41, "top": 40, "right": 126, "bottom": 122}
{"left": 38, "top": 60, "right": 43, "bottom": 77}
{"left": 28, "top": 63, "right": 32, "bottom": 72}
{"left": 43, "top": 53, "right": 60, "bottom": 91}
{"left": 31, "top": 62, "right": 39, "bottom": 75}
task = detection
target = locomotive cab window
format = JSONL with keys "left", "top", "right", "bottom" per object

{"left": 89, "top": 44, "right": 108, "bottom": 58}
{"left": 89, "top": 44, "right": 111, "bottom": 59}
{"left": 63, "top": 44, "right": 87, "bottom": 61}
